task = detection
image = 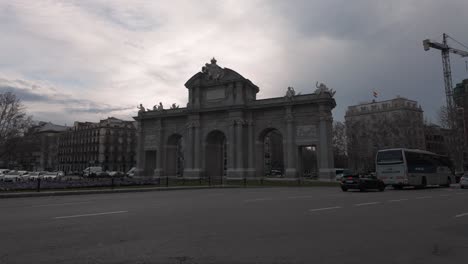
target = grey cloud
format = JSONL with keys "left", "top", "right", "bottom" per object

{"left": 0, "top": 78, "right": 134, "bottom": 115}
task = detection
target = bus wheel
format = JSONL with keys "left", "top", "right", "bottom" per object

{"left": 392, "top": 185, "right": 402, "bottom": 190}
{"left": 418, "top": 177, "right": 427, "bottom": 189}
{"left": 341, "top": 186, "right": 348, "bottom": 192}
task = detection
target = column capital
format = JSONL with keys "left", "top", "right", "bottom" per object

{"left": 186, "top": 121, "right": 200, "bottom": 129}
{"left": 285, "top": 114, "right": 294, "bottom": 123}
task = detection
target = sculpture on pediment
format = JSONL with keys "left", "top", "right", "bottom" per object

{"left": 137, "top": 104, "right": 146, "bottom": 113}
{"left": 170, "top": 103, "right": 179, "bottom": 109}
{"left": 157, "top": 102, "right": 164, "bottom": 110}
{"left": 201, "top": 57, "right": 224, "bottom": 81}
{"left": 285, "top": 86, "right": 296, "bottom": 100}
{"left": 315, "top": 81, "right": 336, "bottom": 97}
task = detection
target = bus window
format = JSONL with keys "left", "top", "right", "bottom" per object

{"left": 376, "top": 150, "right": 403, "bottom": 164}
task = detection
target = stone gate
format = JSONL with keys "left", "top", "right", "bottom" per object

{"left": 134, "top": 58, "right": 336, "bottom": 180}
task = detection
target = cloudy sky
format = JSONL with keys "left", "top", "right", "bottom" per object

{"left": 1, "top": 0, "right": 467, "bottom": 125}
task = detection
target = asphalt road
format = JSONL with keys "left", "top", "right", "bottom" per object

{"left": 1, "top": 186, "right": 467, "bottom": 264}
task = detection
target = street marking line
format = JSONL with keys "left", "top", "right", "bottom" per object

{"left": 309, "top": 206, "right": 342, "bottom": 212}
{"left": 54, "top": 211, "right": 128, "bottom": 219}
{"left": 354, "top": 202, "right": 380, "bottom": 206}
{"left": 455, "top": 212, "right": 468, "bottom": 218}
{"left": 32, "top": 201, "right": 92, "bottom": 207}
{"left": 416, "top": 196, "right": 432, "bottom": 199}
{"left": 287, "top": 195, "right": 314, "bottom": 199}
{"left": 455, "top": 193, "right": 466, "bottom": 195}
{"left": 439, "top": 194, "right": 451, "bottom": 197}
{"left": 244, "top": 198, "right": 273, "bottom": 202}
{"left": 388, "top": 199, "right": 408, "bottom": 202}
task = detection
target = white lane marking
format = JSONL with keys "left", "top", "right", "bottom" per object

{"left": 244, "top": 198, "right": 273, "bottom": 202}
{"left": 354, "top": 202, "right": 380, "bottom": 206}
{"left": 287, "top": 195, "right": 314, "bottom": 199}
{"left": 455, "top": 212, "right": 468, "bottom": 218}
{"left": 32, "top": 201, "right": 92, "bottom": 207}
{"left": 416, "top": 196, "right": 432, "bottom": 199}
{"left": 455, "top": 193, "right": 465, "bottom": 195}
{"left": 54, "top": 211, "right": 128, "bottom": 219}
{"left": 388, "top": 199, "right": 409, "bottom": 202}
{"left": 440, "top": 194, "right": 451, "bottom": 197}
{"left": 309, "top": 206, "right": 342, "bottom": 212}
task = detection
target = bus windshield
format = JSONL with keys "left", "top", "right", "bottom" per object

{"left": 376, "top": 150, "right": 403, "bottom": 164}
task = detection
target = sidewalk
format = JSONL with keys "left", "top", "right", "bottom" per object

{"left": 0, "top": 185, "right": 238, "bottom": 199}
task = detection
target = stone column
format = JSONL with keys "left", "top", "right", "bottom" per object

{"left": 235, "top": 82, "right": 243, "bottom": 105}
{"left": 194, "top": 87, "right": 200, "bottom": 109}
{"left": 135, "top": 119, "right": 145, "bottom": 176}
{"left": 193, "top": 121, "right": 201, "bottom": 176}
{"left": 318, "top": 112, "right": 334, "bottom": 180}
{"left": 246, "top": 118, "right": 256, "bottom": 177}
{"left": 255, "top": 140, "right": 264, "bottom": 177}
{"left": 154, "top": 120, "right": 163, "bottom": 177}
{"left": 185, "top": 122, "right": 194, "bottom": 170}
{"left": 284, "top": 107, "right": 297, "bottom": 178}
{"left": 227, "top": 119, "right": 236, "bottom": 177}
{"left": 235, "top": 119, "right": 244, "bottom": 177}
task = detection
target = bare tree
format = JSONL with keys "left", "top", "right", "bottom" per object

{"left": 0, "top": 92, "right": 32, "bottom": 162}
{"left": 332, "top": 121, "right": 348, "bottom": 168}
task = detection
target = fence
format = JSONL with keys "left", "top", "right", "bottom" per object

{"left": 0, "top": 176, "right": 337, "bottom": 192}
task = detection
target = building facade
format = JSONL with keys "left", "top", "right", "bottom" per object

{"left": 57, "top": 117, "right": 137, "bottom": 173}
{"left": 424, "top": 124, "right": 451, "bottom": 156}
{"left": 345, "top": 97, "right": 425, "bottom": 172}
{"left": 2, "top": 122, "right": 68, "bottom": 171}
{"left": 134, "top": 59, "right": 336, "bottom": 180}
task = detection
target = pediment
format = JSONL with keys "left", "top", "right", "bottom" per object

{"left": 185, "top": 58, "right": 257, "bottom": 92}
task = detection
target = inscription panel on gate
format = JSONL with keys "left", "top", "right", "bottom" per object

{"left": 143, "top": 121, "right": 160, "bottom": 149}
{"left": 206, "top": 88, "right": 225, "bottom": 100}
{"left": 144, "top": 135, "right": 158, "bottom": 149}
{"left": 296, "top": 125, "right": 318, "bottom": 140}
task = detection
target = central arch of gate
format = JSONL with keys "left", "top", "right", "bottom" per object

{"left": 134, "top": 59, "right": 336, "bottom": 180}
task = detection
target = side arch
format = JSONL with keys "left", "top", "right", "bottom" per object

{"left": 256, "top": 127, "right": 285, "bottom": 177}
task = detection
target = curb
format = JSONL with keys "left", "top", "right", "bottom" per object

{"left": 0, "top": 185, "right": 242, "bottom": 199}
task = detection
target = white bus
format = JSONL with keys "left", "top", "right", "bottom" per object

{"left": 375, "top": 148, "right": 454, "bottom": 189}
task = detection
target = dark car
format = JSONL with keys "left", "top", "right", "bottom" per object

{"left": 340, "top": 174, "right": 385, "bottom": 192}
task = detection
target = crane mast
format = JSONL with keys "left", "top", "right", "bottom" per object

{"left": 440, "top": 34, "right": 455, "bottom": 128}
{"left": 423, "top": 33, "right": 468, "bottom": 171}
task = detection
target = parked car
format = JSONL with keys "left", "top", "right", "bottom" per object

{"left": 335, "top": 169, "right": 353, "bottom": 181}
{"left": 83, "top": 167, "right": 103, "bottom": 177}
{"left": 340, "top": 174, "right": 385, "bottom": 192}
{"left": 126, "top": 167, "right": 136, "bottom": 178}
{"left": 460, "top": 174, "right": 468, "bottom": 189}
{"left": 29, "top": 172, "right": 44, "bottom": 180}
{"left": 108, "top": 171, "right": 124, "bottom": 177}
{"left": 3, "top": 171, "right": 22, "bottom": 182}
{"left": 43, "top": 172, "right": 59, "bottom": 179}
